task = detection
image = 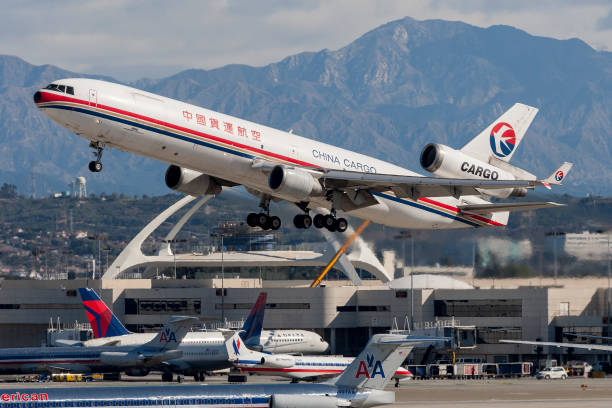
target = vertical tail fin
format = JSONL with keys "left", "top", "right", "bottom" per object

{"left": 240, "top": 292, "right": 267, "bottom": 347}
{"left": 142, "top": 316, "right": 197, "bottom": 351}
{"left": 330, "top": 335, "right": 443, "bottom": 390}
{"left": 78, "top": 288, "right": 131, "bottom": 338}
{"left": 461, "top": 103, "right": 538, "bottom": 163}
{"left": 225, "top": 330, "right": 264, "bottom": 364}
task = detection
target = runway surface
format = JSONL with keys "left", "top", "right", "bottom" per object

{"left": 2, "top": 375, "right": 611, "bottom": 407}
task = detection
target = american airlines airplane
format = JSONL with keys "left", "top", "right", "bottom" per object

{"left": 34, "top": 79, "right": 571, "bottom": 232}
{"left": 5, "top": 334, "right": 436, "bottom": 408}
{"left": 0, "top": 316, "right": 194, "bottom": 376}
{"left": 75, "top": 288, "right": 328, "bottom": 355}
{"left": 225, "top": 331, "right": 413, "bottom": 387}
{"left": 69, "top": 289, "right": 327, "bottom": 382}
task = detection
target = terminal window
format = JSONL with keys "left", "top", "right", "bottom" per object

{"left": 434, "top": 299, "right": 522, "bottom": 317}
{"left": 125, "top": 298, "right": 201, "bottom": 315}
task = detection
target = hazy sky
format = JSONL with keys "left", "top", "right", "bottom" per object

{"left": 2, "top": 0, "right": 611, "bottom": 81}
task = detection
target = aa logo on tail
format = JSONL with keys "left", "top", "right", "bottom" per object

{"left": 159, "top": 329, "right": 177, "bottom": 343}
{"left": 355, "top": 353, "right": 385, "bottom": 379}
{"left": 232, "top": 338, "right": 241, "bottom": 355}
{"left": 489, "top": 122, "right": 516, "bottom": 158}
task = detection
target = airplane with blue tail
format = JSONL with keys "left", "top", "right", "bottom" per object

{"left": 5, "top": 333, "right": 439, "bottom": 408}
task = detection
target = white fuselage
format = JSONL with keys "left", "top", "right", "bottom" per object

{"left": 35, "top": 78, "right": 507, "bottom": 229}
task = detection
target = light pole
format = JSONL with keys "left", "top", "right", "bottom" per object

{"left": 395, "top": 231, "right": 415, "bottom": 330}
{"left": 607, "top": 233, "right": 610, "bottom": 345}
{"left": 545, "top": 231, "right": 566, "bottom": 280}
{"left": 211, "top": 232, "right": 229, "bottom": 324}
{"left": 163, "top": 239, "right": 187, "bottom": 279}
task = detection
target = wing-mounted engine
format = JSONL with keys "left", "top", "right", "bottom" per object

{"left": 268, "top": 165, "right": 323, "bottom": 201}
{"left": 269, "top": 395, "right": 349, "bottom": 408}
{"left": 165, "top": 165, "right": 222, "bottom": 197}
{"left": 124, "top": 368, "right": 150, "bottom": 376}
{"left": 420, "top": 143, "right": 531, "bottom": 199}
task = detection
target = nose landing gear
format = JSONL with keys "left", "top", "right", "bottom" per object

{"left": 88, "top": 141, "right": 105, "bottom": 173}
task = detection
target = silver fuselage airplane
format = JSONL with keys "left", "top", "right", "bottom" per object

{"left": 3, "top": 334, "right": 435, "bottom": 408}
{"left": 34, "top": 79, "right": 570, "bottom": 232}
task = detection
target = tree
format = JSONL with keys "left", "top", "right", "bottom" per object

{"left": 0, "top": 183, "right": 17, "bottom": 198}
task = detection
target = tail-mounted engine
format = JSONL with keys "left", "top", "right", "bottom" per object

{"left": 165, "top": 165, "right": 222, "bottom": 197}
{"left": 420, "top": 143, "right": 529, "bottom": 198}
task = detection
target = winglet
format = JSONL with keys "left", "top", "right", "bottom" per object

{"left": 78, "top": 288, "right": 131, "bottom": 338}
{"left": 539, "top": 162, "right": 573, "bottom": 187}
{"left": 241, "top": 292, "right": 267, "bottom": 347}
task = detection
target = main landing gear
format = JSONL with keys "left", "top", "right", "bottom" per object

{"left": 294, "top": 203, "right": 348, "bottom": 232}
{"left": 312, "top": 210, "right": 348, "bottom": 233}
{"left": 88, "top": 141, "right": 105, "bottom": 172}
{"left": 246, "top": 195, "right": 281, "bottom": 231}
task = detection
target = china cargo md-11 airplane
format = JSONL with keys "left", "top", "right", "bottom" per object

{"left": 5, "top": 334, "right": 434, "bottom": 408}
{"left": 34, "top": 79, "right": 571, "bottom": 232}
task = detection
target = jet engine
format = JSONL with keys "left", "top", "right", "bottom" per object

{"left": 268, "top": 165, "right": 323, "bottom": 201}
{"left": 99, "top": 351, "right": 146, "bottom": 366}
{"left": 260, "top": 355, "right": 295, "bottom": 369}
{"left": 269, "top": 394, "right": 346, "bottom": 408}
{"left": 165, "top": 165, "right": 222, "bottom": 197}
{"left": 420, "top": 143, "right": 527, "bottom": 198}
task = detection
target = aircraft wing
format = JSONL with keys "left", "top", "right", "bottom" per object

{"left": 458, "top": 202, "right": 565, "bottom": 214}
{"left": 319, "top": 169, "right": 537, "bottom": 199}
{"left": 500, "top": 339, "right": 612, "bottom": 352}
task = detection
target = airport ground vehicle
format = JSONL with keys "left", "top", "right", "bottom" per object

{"left": 536, "top": 366, "right": 568, "bottom": 380}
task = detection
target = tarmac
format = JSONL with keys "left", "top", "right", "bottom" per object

{"left": 2, "top": 375, "right": 612, "bottom": 407}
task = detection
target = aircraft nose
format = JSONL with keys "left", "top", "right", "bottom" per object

{"left": 33, "top": 91, "right": 41, "bottom": 104}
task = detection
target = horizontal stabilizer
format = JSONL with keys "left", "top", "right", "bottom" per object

{"left": 458, "top": 202, "right": 565, "bottom": 214}
{"left": 539, "top": 162, "right": 573, "bottom": 188}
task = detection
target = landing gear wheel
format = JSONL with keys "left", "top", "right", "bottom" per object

{"left": 247, "top": 213, "right": 258, "bottom": 227}
{"left": 323, "top": 215, "right": 336, "bottom": 231}
{"left": 257, "top": 213, "right": 269, "bottom": 230}
{"left": 293, "top": 214, "right": 312, "bottom": 229}
{"left": 269, "top": 216, "right": 281, "bottom": 230}
{"left": 313, "top": 214, "right": 325, "bottom": 229}
{"left": 336, "top": 218, "right": 348, "bottom": 232}
{"left": 162, "top": 372, "right": 173, "bottom": 382}
{"left": 88, "top": 161, "right": 102, "bottom": 172}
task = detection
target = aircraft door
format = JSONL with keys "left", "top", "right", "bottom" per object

{"left": 290, "top": 145, "right": 298, "bottom": 160}
{"left": 89, "top": 89, "right": 98, "bottom": 107}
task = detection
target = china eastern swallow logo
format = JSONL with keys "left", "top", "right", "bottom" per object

{"left": 555, "top": 171, "right": 564, "bottom": 182}
{"left": 489, "top": 122, "right": 516, "bottom": 158}
{"left": 159, "top": 329, "right": 177, "bottom": 343}
{"left": 232, "top": 338, "right": 241, "bottom": 355}
{"left": 355, "top": 353, "right": 385, "bottom": 379}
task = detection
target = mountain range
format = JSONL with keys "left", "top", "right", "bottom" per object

{"left": 0, "top": 16, "right": 610, "bottom": 196}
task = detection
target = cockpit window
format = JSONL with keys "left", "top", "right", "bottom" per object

{"left": 44, "top": 83, "right": 75, "bottom": 95}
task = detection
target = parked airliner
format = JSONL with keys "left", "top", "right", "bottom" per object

{"left": 0, "top": 316, "right": 194, "bottom": 376}
{"left": 70, "top": 289, "right": 327, "bottom": 381}
{"left": 34, "top": 79, "right": 571, "bottom": 232}
{"left": 225, "top": 331, "right": 413, "bottom": 387}
{"left": 5, "top": 334, "right": 435, "bottom": 408}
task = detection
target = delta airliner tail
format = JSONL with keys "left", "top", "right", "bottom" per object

{"left": 460, "top": 103, "right": 538, "bottom": 163}
{"left": 78, "top": 288, "right": 131, "bottom": 338}
{"left": 240, "top": 292, "right": 266, "bottom": 347}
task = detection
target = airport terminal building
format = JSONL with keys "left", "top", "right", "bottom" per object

{"left": 0, "top": 277, "right": 610, "bottom": 366}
